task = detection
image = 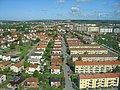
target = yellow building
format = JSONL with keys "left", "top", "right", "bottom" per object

{"left": 70, "top": 48, "right": 108, "bottom": 55}
{"left": 75, "top": 61, "right": 120, "bottom": 74}
{"left": 79, "top": 73, "right": 120, "bottom": 89}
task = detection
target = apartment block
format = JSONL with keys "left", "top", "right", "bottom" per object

{"left": 75, "top": 61, "right": 120, "bottom": 74}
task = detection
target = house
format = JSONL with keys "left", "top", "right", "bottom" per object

{"left": 51, "top": 59, "right": 62, "bottom": 66}
{"left": 28, "top": 58, "right": 40, "bottom": 64}
{"left": 52, "top": 49, "right": 62, "bottom": 54}
{"left": 75, "top": 61, "right": 120, "bottom": 74}
{"left": 26, "top": 64, "right": 40, "bottom": 74}
{"left": 79, "top": 73, "right": 120, "bottom": 89}
{"left": 37, "top": 45, "right": 46, "bottom": 51}
{"left": 51, "top": 54, "right": 61, "bottom": 59}
{"left": 11, "top": 56, "right": 20, "bottom": 62}
{"left": 1, "top": 44, "right": 7, "bottom": 49}
{"left": 2, "top": 54, "right": 11, "bottom": 61}
{"left": 10, "top": 62, "right": 24, "bottom": 72}
{"left": 0, "top": 61, "right": 11, "bottom": 70}
{"left": 0, "top": 74, "right": 6, "bottom": 84}
{"left": 24, "top": 77, "right": 39, "bottom": 88}
{"left": 30, "top": 53, "right": 42, "bottom": 60}
{"left": 50, "top": 65, "right": 61, "bottom": 74}
{"left": 50, "top": 78, "right": 61, "bottom": 87}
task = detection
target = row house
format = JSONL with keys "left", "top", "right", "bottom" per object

{"left": 30, "top": 53, "right": 42, "bottom": 60}
{"left": 37, "top": 45, "right": 46, "bottom": 51}
{"left": 70, "top": 48, "right": 108, "bottom": 55}
{"left": 28, "top": 58, "right": 40, "bottom": 65}
{"left": 54, "top": 44, "right": 62, "bottom": 47}
{"left": 53, "top": 46, "right": 61, "bottom": 50}
{"left": 75, "top": 61, "right": 120, "bottom": 74}
{"left": 72, "top": 54, "right": 118, "bottom": 62}
{"left": 79, "top": 73, "right": 120, "bottom": 89}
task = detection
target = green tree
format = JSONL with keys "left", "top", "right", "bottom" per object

{"left": 23, "top": 61, "right": 30, "bottom": 68}
{"left": 10, "top": 44, "right": 15, "bottom": 49}
{"left": 33, "top": 70, "right": 39, "bottom": 77}
{"left": 112, "top": 66, "right": 120, "bottom": 72}
{"left": 77, "top": 56, "right": 82, "bottom": 61}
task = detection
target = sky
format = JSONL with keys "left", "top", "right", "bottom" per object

{"left": 0, "top": 0, "right": 120, "bottom": 20}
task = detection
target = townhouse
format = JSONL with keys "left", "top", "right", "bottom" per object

{"left": 51, "top": 54, "right": 61, "bottom": 59}
{"left": 70, "top": 48, "right": 108, "bottom": 55}
{"left": 79, "top": 73, "right": 120, "bottom": 89}
{"left": 75, "top": 61, "right": 120, "bottom": 74}
{"left": 52, "top": 49, "right": 62, "bottom": 54}
{"left": 72, "top": 54, "right": 118, "bottom": 62}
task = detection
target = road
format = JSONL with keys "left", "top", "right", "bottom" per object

{"left": 62, "top": 37, "right": 75, "bottom": 90}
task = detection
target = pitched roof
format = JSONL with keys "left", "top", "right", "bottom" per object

{"left": 13, "top": 62, "right": 23, "bottom": 68}
{"left": 1, "top": 61, "right": 11, "bottom": 66}
{"left": 50, "top": 65, "right": 60, "bottom": 69}
{"left": 26, "top": 77, "right": 38, "bottom": 82}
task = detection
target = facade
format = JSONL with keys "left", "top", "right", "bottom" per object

{"left": 10, "top": 63, "right": 24, "bottom": 72}
{"left": 70, "top": 48, "right": 108, "bottom": 55}
{"left": 50, "top": 78, "right": 61, "bottom": 87}
{"left": 75, "top": 61, "right": 120, "bottom": 74}
{"left": 87, "top": 26, "right": 99, "bottom": 32}
{"left": 72, "top": 54, "right": 118, "bottom": 62}
{"left": 79, "top": 73, "right": 120, "bottom": 89}
{"left": 51, "top": 59, "right": 62, "bottom": 66}
{"left": 11, "top": 56, "right": 20, "bottom": 62}
{"left": 99, "top": 26, "right": 113, "bottom": 33}
{"left": 50, "top": 65, "right": 61, "bottom": 74}
{"left": 2, "top": 54, "right": 11, "bottom": 61}
{"left": 26, "top": 64, "right": 40, "bottom": 74}
{"left": 24, "top": 77, "right": 39, "bottom": 88}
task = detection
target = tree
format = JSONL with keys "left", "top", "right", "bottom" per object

{"left": 10, "top": 44, "right": 15, "bottom": 49}
{"left": 33, "top": 70, "right": 39, "bottom": 77}
{"left": 77, "top": 56, "right": 82, "bottom": 61}
{"left": 23, "top": 61, "right": 30, "bottom": 68}
{"left": 112, "top": 66, "right": 120, "bottom": 72}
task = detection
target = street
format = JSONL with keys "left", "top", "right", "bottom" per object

{"left": 62, "top": 37, "right": 75, "bottom": 90}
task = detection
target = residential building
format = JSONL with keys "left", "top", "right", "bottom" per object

{"left": 0, "top": 61, "right": 11, "bottom": 70}
{"left": 72, "top": 54, "right": 118, "bottom": 62}
{"left": 2, "top": 54, "right": 11, "bottom": 61}
{"left": 50, "top": 78, "right": 61, "bottom": 87}
{"left": 23, "top": 77, "right": 39, "bottom": 88}
{"left": 79, "top": 73, "right": 120, "bottom": 89}
{"left": 87, "top": 26, "right": 99, "bottom": 32}
{"left": 11, "top": 56, "right": 20, "bottom": 62}
{"left": 50, "top": 65, "right": 61, "bottom": 74}
{"left": 70, "top": 48, "right": 108, "bottom": 55}
{"left": 51, "top": 59, "right": 62, "bottom": 66}
{"left": 0, "top": 74, "right": 6, "bottom": 84}
{"left": 10, "top": 62, "right": 24, "bottom": 72}
{"left": 75, "top": 61, "right": 120, "bottom": 74}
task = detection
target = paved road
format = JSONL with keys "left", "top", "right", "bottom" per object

{"left": 62, "top": 37, "right": 75, "bottom": 90}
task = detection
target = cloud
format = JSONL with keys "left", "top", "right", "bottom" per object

{"left": 57, "top": 0, "right": 65, "bottom": 4}
{"left": 75, "top": 0, "right": 91, "bottom": 2}
{"left": 113, "top": 2, "right": 120, "bottom": 7}
{"left": 71, "top": 6, "right": 80, "bottom": 13}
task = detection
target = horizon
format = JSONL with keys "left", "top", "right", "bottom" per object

{"left": 0, "top": 0, "right": 120, "bottom": 20}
